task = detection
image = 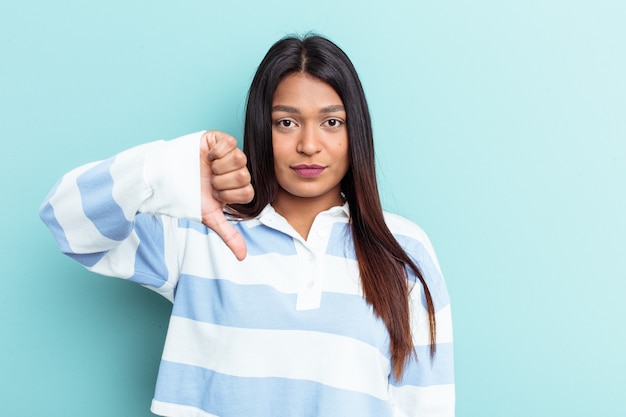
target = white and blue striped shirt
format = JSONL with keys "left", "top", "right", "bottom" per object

{"left": 40, "top": 132, "right": 455, "bottom": 417}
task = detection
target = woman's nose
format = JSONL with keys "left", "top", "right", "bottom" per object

{"left": 297, "top": 126, "right": 322, "bottom": 155}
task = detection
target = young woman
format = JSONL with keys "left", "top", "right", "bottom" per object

{"left": 40, "top": 35, "right": 454, "bottom": 417}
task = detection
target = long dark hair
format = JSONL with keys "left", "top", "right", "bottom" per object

{"left": 229, "top": 34, "right": 436, "bottom": 379}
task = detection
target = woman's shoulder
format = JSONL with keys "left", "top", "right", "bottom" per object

{"left": 383, "top": 211, "right": 430, "bottom": 242}
{"left": 383, "top": 211, "right": 442, "bottom": 267}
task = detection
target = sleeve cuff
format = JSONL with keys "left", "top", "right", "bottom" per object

{"left": 141, "top": 131, "right": 204, "bottom": 221}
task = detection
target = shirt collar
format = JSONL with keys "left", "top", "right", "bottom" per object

{"left": 258, "top": 202, "right": 350, "bottom": 221}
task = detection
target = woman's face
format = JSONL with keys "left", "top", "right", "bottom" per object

{"left": 271, "top": 73, "right": 349, "bottom": 211}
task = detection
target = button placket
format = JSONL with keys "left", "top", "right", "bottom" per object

{"left": 295, "top": 242, "right": 322, "bottom": 310}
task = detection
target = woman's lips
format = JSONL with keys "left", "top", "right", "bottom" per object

{"left": 291, "top": 164, "right": 326, "bottom": 178}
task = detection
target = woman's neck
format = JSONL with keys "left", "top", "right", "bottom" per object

{"left": 272, "top": 191, "right": 344, "bottom": 240}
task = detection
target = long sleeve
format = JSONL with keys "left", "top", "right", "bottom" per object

{"left": 39, "top": 132, "right": 205, "bottom": 300}
{"left": 386, "top": 214, "right": 456, "bottom": 417}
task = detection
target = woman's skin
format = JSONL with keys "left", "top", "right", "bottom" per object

{"left": 199, "top": 130, "right": 253, "bottom": 261}
{"left": 200, "top": 73, "right": 349, "bottom": 258}
{"left": 270, "top": 73, "right": 349, "bottom": 240}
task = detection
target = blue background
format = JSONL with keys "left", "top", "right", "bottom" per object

{"left": 1, "top": 1, "right": 625, "bottom": 416}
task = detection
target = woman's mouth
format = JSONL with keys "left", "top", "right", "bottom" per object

{"left": 291, "top": 164, "right": 326, "bottom": 178}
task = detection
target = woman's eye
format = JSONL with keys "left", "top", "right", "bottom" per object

{"left": 276, "top": 120, "right": 294, "bottom": 128}
{"left": 324, "top": 119, "right": 343, "bottom": 128}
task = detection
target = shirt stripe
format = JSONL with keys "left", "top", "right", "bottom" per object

{"left": 162, "top": 316, "right": 391, "bottom": 400}
{"left": 154, "top": 361, "right": 394, "bottom": 417}
{"left": 76, "top": 156, "right": 133, "bottom": 242}
{"left": 172, "top": 274, "right": 390, "bottom": 352}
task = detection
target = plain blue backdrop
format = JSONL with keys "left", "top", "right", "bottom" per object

{"left": 1, "top": 1, "right": 625, "bottom": 416}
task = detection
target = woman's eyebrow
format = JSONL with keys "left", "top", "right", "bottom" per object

{"left": 272, "top": 105, "right": 300, "bottom": 114}
{"left": 320, "top": 105, "right": 345, "bottom": 113}
{"left": 271, "top": 104, "right": 345, "bottom": 114}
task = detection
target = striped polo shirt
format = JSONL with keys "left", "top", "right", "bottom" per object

{"left": 40, "top": 132, "right": 455, "bottom": 417}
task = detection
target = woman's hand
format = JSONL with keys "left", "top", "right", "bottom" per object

{"left": 200, "top": 130, "right": 254, "bottom": 261}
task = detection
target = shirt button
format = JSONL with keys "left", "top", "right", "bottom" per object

{"left": 307, "top": 280, "right": 315, "bottom": 288}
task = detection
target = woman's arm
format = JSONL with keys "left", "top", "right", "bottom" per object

{"left": 390, "top": 286, "right": 455, "bottom": 417}
{"left": 390, "top": 287, "right": 455, "bottom": 417}
{"left": 387, "top": 220, "right": 456, "bottom": 417}
{"left": 39, "top": 131, "right": 252, "bottom": 299}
